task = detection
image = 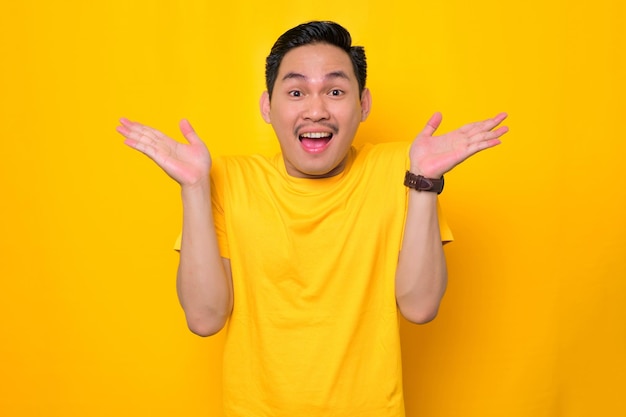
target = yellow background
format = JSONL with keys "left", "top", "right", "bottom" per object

{"left": 1, "top": 1, "right": 624, "bottom": 416}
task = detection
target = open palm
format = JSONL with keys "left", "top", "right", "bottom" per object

{"left": 117, "top": 118, "right": 211, "bottom": 187}
{"left": 409, "top": 112, "right": 509, "bottom": 179}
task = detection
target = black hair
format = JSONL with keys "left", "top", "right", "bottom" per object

{"left": 265, "top": 21, "right": 367, "bottom": 99}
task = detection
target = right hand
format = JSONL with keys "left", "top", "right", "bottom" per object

{"left": 116, "top": 118, "right": 211, "bottom": 187}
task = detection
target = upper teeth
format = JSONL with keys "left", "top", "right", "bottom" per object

{"left": 300, "top": 132, "right": 331, "bottom": 139}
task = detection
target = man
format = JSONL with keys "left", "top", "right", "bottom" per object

{"left": 117, "top": 21, "right": 507, "bottom": 417}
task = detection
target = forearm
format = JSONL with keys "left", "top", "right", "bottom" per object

{"left": 177, "top": 180, "right": 233, "bottom": 336}
{"left": 395, "top": 190, "right": 447, "bottom": 324}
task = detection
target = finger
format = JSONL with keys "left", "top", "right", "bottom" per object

{"left": 467, "top": 125, "right": 508, "bottom": 153}
{"left": 419, "top": 112, "right": 443, "bottom": 137}
{"left": 117, "top": 123, "right": 157, "bottom": 146}
{"left": 136, "top": 123, "right": 166, "bottom": 143}
{"left": 179, "top": 119, "right": 202, "bottom": 145}
{"left": 467, "top": 112, "right": 508, "bottom": 135}
{"left": 116, "top": 121, "right": 164, "bottom": 159}
{"left": 119, "top": 117, "right": 136, "bottom": 128}
{"left": 115, "top": 124, "right": 130, "bottom": 138}
{"left": 473, "top": 124, "right": 509, "bottom": 140}
{"left": 125, "top": 136, "right": 159, "bottom": 159}
{"left": 467, "top": 137, "right": 502, "bottom": 155}
{"left": 116, "top": 117, "right": 135, "bottom": 138}
{"left": 493, "top": 112, "right": 508, "bottom": 124}
{"left": 118, "top": 128, "right": 159, "bottom": 160}
{"left": 116, "top": 125, "right": 143, "bottom": 149}
{"left": 117, "top": 126, "right": 155, "bottom": 153}
{"left": 492, "top": 124, "right": 509, "bottom": 138}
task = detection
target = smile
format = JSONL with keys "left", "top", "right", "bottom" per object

{"left": 299, "top": 131, "right": 333, "bottom": 153}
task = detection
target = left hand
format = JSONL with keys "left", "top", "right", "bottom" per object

{"left": 409, "top": 112, "right": 509, "bottom": 178}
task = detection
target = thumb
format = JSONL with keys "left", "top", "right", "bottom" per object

{"left": 420, "top": 112, "right": 443, "bottom": 137}
{"left": 179, "top": 119, "right": 202, "bottom": 145}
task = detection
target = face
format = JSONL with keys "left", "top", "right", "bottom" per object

{"left": 260, "top": 43, "right": 371, "bottom": 179}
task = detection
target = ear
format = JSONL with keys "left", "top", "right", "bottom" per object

{"left": 360, "top": 88, "right": 372, "bottom": 122}
{"left": 260, "top": 91, "right": 271, "bottom": 123}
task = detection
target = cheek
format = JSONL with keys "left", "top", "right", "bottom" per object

{"left": 271, "top": 105, "right": 298, "bottom": 127}
{"left": 270, "top": 112, "right": 298, "bottom": 142}
{"left": 338, "top": 110, "right": 362, "bottom": 131}
{"left": 334, "top": 101, "right": 362, "bottom": 121}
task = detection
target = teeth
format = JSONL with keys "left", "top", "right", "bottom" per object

{"left": 300, "top": 132, "right": 332, "bottom": 139}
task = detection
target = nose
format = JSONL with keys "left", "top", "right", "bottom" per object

{"left": 303, "top": 95, "right": 330, "bottom": 121}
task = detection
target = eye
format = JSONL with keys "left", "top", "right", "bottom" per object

{"left": 289, "top": 90, "right": 302, "bottom": 97}
{"left": 329, "top": 89, "right": 344, "bottom": 96}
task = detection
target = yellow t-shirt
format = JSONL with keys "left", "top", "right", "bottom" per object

{"left": 202, "top": 142, "right": 451, "bottom": 416}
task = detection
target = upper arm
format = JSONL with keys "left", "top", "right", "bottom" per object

{"left": 222, "top": 257, "right": 234, "bottom": 311}
{"left": 222, "top": 257, "right": 233, "bottom": 284}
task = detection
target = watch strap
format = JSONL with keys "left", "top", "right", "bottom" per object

{"left": 404, "top": 171, "right": 444, "bottom": 194}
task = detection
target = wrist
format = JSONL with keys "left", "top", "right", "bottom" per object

{"left": 181, "top": 178, "right": 211, "bottom": 200}
{"left": 409, "top": 165, "right": 442, "bottom": 179}
{"left": 404, "top": 170, "right": 445, "bottom": 194}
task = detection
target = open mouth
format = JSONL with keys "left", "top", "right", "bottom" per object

{"left": 299, "top": 132, "right": 333, "bottom": 153}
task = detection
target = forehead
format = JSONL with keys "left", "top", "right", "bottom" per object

{"left": 277, "top": 43, "right": 356, "bottom": 81}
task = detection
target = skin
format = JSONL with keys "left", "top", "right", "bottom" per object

{"left": 117, "top": 118, "right": 232, "bottom": 335}
{"left": 260, "top": 43, "right": 371, "bottom": 179}
{"left": 116, "top": 42, "right": 508, "bottom": 331}
{"left": 397, "top": 111, "right": 508, "bottom": 322}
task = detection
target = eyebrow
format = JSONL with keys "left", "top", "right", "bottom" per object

{"left": 281, "top": 70, "right": 351, "bottom": 82}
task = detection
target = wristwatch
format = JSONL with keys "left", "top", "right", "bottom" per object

{"left": 404, "top": 171, "right": 445, "bottom": 194}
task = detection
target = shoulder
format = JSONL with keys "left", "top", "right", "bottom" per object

{"left": 210, "top": 154, "right": 280, "bottom": 192}
{"left": 213, "top": 154, "right": 273, "bottom": 169}
{"left": 353, "top": 141, "right": 411, "bottom": 169}
{"left": 212, "top": 154, "right": 275, "bottom": 177}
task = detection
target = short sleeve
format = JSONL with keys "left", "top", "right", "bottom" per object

{"left": 210, "top": 158, "right": 230, "bottom": 258}
{"left": 173, "top": 233, "right": 182, "bottom": 251}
